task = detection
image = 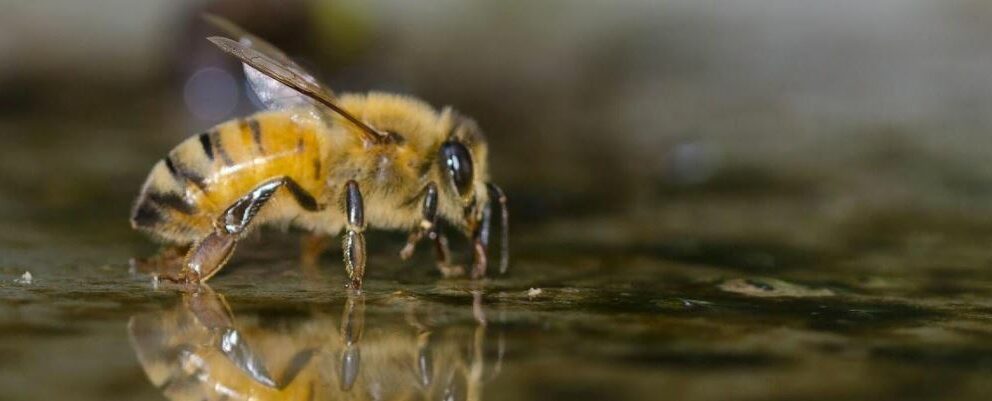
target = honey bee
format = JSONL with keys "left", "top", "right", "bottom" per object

{"left": 131, "top": 15, "right": 508, "bottom": 289}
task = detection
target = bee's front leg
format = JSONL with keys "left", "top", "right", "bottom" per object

{"left": 342, "top": 180, "right": 367, "bottom": 289}
{"left": 399, "top": 182, "right": 438, "bottom": 260}
{"left": 470, "top": 183, "right": 509, "bottom": 279}
{"left": 397, "top": 183, "right": 464, "bottom": 277}
{"left": 433, "top": 232, "right": 465, "bottom": 278}
{"left": 470, "top": 200, "right": 493, "bottom": 279}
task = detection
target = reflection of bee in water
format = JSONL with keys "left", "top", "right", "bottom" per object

{"left": 128, "top": 287, "right": 503, "bottom": 401}
{"left": 130, "top": 15, "right": 508, "bottom": 288}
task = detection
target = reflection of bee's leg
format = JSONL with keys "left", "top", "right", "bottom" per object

{"left": 468, "top": 290, "right": 487, "bottom": 399}
{"left": 184, "top": 284, "right": 235, "bottom": 329}
{"left": 185, "top": 285, "right": 280, "bottom": 388}
{"left": 183, "top": 177, "right": 323, "bottom": 282}
{"left": 416, "top": 330, "right": 435, "bottom": 387}
{"left": 129, "top": 244, "right": 188, "bottom": 281}
{"left": 402, "top": 301, "right": 436, "bottom": 387}
{"left": 339, "top": 292, "right": 364, "bottom": 391}
{"left": 342, "top": 180, "right": 367, "bottom": 289}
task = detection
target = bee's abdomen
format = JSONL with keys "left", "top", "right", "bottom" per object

{"left": 131, "top": 110, "right": 331, "bottom": 243}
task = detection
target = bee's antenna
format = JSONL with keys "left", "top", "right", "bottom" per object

{"left": 486, "top": 183, "right": 509, "bottom": 274}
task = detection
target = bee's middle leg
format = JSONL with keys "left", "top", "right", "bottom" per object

{"left": 342, "top": 180, "right": 367, "bottom": 289}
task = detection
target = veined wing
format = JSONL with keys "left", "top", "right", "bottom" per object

{"left": 203, "top": 14, "right": 331, "bottom": 111}
{"left": 207, "top": 35, "right": 386, "bottom": 144}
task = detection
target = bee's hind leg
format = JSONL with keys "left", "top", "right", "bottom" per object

{"left": 183, "top": 232, "right": 239, "bottom": 282}
{"left": 183, "top": 177, "right": 325, "bottom": 283}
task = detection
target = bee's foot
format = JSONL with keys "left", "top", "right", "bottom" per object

{"left": 470, "top": 239, "right": 488, "bottom": 279}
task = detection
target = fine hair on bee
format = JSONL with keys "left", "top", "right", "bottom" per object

{"left": 129, "top": 14, "right": 508, "bottom": 289}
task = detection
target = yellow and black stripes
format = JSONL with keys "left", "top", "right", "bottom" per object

{"left": 209, "top": 128, "right": 235, "bottom": 165}
{"left": 241, "top": 118, "right": 265, "bottom": 154}
{"left": 146, "top": 191, "right": 196, "bottom": 215}
{"left": 197, "top": 132, "right": 214, "bottom": 160}
{"left": 130, "top": 197, "right": 163, "bottom": 228}
{"left": 165, "top": 155, "right": 207, "bottom": 192}
{"left": 132, "top": 109, "right": 333, "bottom": 244}
{"left": 130, "top": 154, "right": 210, "bottom": 241}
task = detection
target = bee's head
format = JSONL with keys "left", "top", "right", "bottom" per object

{"left": 434, "top": 110, "right": 508, "bottom": 272}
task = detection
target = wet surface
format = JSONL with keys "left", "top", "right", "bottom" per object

{"left": 4, "top": 164, "right": 992, "bottom": 401}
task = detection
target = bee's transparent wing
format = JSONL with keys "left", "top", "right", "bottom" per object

{"left": 207, "top": 36, "right": 386, "bottom": 144}
{"left": 203, "top": 14, "right": 327, "bottom": 110}
{"left": 242, "top": 62, "right": 315, "bottom": 110}
{"left": 203, "top": 15, "right": 300, "bottom": 68}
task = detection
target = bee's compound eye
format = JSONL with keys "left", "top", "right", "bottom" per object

{"left": 440, "top": 141, "right": 474, "bottom": 197}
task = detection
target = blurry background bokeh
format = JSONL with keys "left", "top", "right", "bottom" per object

{"left": 4, "top": 0, "right": 992, "bottom": 248}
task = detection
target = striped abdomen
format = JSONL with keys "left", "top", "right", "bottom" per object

{"left": 131, "top": 109, "right": 333, "bottom": 243}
